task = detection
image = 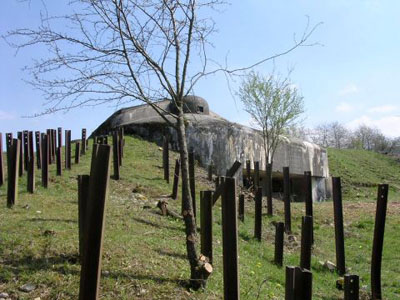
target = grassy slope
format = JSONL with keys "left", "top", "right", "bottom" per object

{"left": 0, "top": 137, "right": 399, "bottom": 299}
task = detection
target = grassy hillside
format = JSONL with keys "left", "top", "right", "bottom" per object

{"left": 0, "top": 137, "right": 399, "bottom": 299}
{"left": 328, "top": 148, "right": 400, "bottom": 201}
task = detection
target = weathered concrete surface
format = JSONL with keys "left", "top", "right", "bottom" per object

{"left": 93, "top": 97, "right": 331, "bottom": 201}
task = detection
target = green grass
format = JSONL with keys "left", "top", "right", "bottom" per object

{"left": 0, "top": 138, "right": 399, "bottom": 299}
{"left": 328, "top": 147, "right": 400, "bottom": 201}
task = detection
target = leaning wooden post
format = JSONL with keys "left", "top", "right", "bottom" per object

{"left": 200, "top": 191, "right": 213, "bottom": 264}
{"left": 81, "top": 129, "right": 87, "bottom": 155}
{"left": 27, "top": 154, "right": 35, "bottom": 193}
{"left": 112, "top": 131, "right": 120, "bottom": 180}
{"left": 238, "top": 194, "right": 244, "bottom": 222}
{"left": 344, "top": 274, "right": 359, "bottom": 300}
{"left": 65, "top": 130, "right": 72, "bottom": 170}
{"left": 41, "top": 134, "right": 49, "bottom": 188}
{"left": 77, "top": 175, "right": 90, "bottom": 263}
{"left": 189, "top": 150, "right": 196, "bottom": 218}
{"left": 274, "top": 222, "right": 284, "bottom": 266}
{"left": 266, "top": 162, "right": 273, "bottom": 216}
{"left": 163, "top": 134, "right": 169, "bottom": 183}
{"left": 35, "top": 131, "right": 42, "bottom": 169}
{"left": 254, "top": 187, "right": 262, "bottom": 241}
{"left": 300, "top": 216, "right": 313, "bottom": 271}
{"left": 7, "top": 139, "right": 20, "bottom": 208}
{"left": 75, "top": 142, "right": 81, "bottom": 164}
{"left": 56, "top": 146, "right": 62, "bottom": 176}
{"left": 171, "top": 159, "right": 180, "bottom": 200}
{"left": 371, "top": 184, "right": 389, "bottom": 300}
{"left": 254, "top": 161, "right": 260, "bottom": 189}
{"left": 332, "top": 177, "right": 346, "bottom": 275}
{"left": 79, "top": 144, "right": 112, "bottom": 300}
{"left": 17, "top": 131, "right": 24, "bottom": 176}
{"left": 221, "top": 177, "right": 240, "bottom": 300}
{"left": 283, "top": 167, "right": 292, "bottom": 233}
{"left": 0, "top": 133, "right": 4, "bottom": 186}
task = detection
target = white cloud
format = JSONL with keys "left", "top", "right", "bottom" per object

{"left": 338, "top": 83, "right": 359, "bottom": 96}
{"left": 367, "top": 105, "right": 398, "bottom": 114}
{"left": 336, "top": 102, "right": 353, "bottom": 113}
{"left": 0, "top": 110, "right": 16, "bottom": 120}
{"left": 346, "top": 115, "right": 400, "bottom": 137}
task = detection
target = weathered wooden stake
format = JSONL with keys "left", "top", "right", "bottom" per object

{"left": 81, "top": 129, "right": 87, "bottom": 155}
{"left": 285, "top": 266, "right": 296, "bottom": 300}
{"left": 254, "top": 161, "right": 260, "bottom": 189}
{"left": 27, "top": 155, "right": 35, "bottom": 193}
{"left": 254, "top": 187, "right": 262, "bottom": 241}
{"left": 332, "top": 177, "right": 346, "bottom": 275}
{"left": 238, "top": 194, "right": 244, "bottom": 222}
{"left": 163, "top": 134, "right": 169, "bottom": 183}
{"left": 52, "top": 129, "right": 57, "bottom": 163}
{"left": 75, "top": 142, "right": 81, "bottom": 164}
{"left": 6, "top": 133, "right": 13, "bottom": 149}
{"left": 41, "top": 134, "right": 49, "bottom": 188}
{"left": 0, "top": 133, "right": 4, "bottom": 186}
{"left": 200, "top": 191, "right": 213, "bottom": 264}
{"left": 65, "top": 130, "right": 72, "bottom": 169}
{"left": 17, "top": 132, "right": 24, "bottom": 176}
{"left": 274, "top": 222, "right": 284, "bottom": 266}
{"left": 56, "top": 147, "right": 62, "bottom": 176}
{"left": 189, "top": 151, "right": 196, "bottom": 218}
{"left": 246, "top": 160, "right": 251, "bottom": 188}
{"left": 371, "top": 184, "right": 389, "bottom": 300}
{"left": 304, "top": 171, "right": 313, "bottom": 216}
{"left": 28, "top": 131, "right": 34, "bottom": 165}
{"left": 344, "top": 274, "right": 359, "bottom": 300}
{"left": 58, "top": 127, "right": 62, "bottom": 149}
{"left": 79, "top": 144, "right": 111, "bottom": 300}
{"left": 283, "top": 167, "right": 292, "bottom": 233}
{"left": 221, "top": 177, "right": 239, "bottom": 300}
{"left": 35, "top": 131, "right": 42, "bottom": 169}
{"left": 77, "top": 174, "right": 90, "bottom": 262}
{"left": 46, "top": 129, "right": 52, "bottom": 164}
{"left": 7, "top": 139, "right": 20, "bottom": 207}
{"left": 294, "top": 267, "right": 312, "bottom": 300}
{"left": 208, "top": 164, "right": 213, "bottom": 181}
{"left": 23, "top": 130, "right": 30, "bottom": 171}
{"left": 300, "top": 215, "right": 313, "bottom": 270}
{"left": 266, "top": 162, "right": 273, "bottom": 216}
{"left": 171, "top": 159, "right": 180, "bottom": 200}
{"left": 112, "top": 132, "right": 120, "bottom": 180}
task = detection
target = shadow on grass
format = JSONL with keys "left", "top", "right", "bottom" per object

{"left": 28, "top": 218, "right": 77, "bottom": 223}
{"left": 132, "top": 216, "right": 184, "bottom": 233}
{"left": 154, "top": 248, "right": 186, "bottom": 260}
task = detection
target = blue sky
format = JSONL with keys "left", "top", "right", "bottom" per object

{"left": 1, "top": 0, "right": 400, "bottom": 141}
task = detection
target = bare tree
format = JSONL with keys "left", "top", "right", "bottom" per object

{"left": 4, "top": 0, "right": 320, "bottom": 288}
{"left": 238, "top": 71, "right": 304, "bottom": 209}
{"left": 311, "top": 123, "right": 331, "bottom": 147}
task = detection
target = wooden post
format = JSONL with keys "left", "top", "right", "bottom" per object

{"left": 23, "top": 130, "right": 30, "bottom": 171}
{"left": 52, "top": 129, "right": 57, "bottom": 163}
{"left": 266, "top": 162, "right": 273, "bottom": 216}
{"left": 118, "top": 137, "right": 123, "bottom": 166}
{"left": 332, "top": 177, "right": 346, "bottom": 275}
{"left": 200, "top": 191, "right": 213, "bottom": 264}
{"left": 6, "top": 133, "right": 13, "bottom": 149}
{"left": 78, "top": 175, "right": 90, "bottom": 262}
{"left": 304, "top": 171, "right": 313, "bottom": 217}
{"left": 344, "top": 274, "right": 359, "bottom": 300}
{"left": 65, "top": 130, "right": 72, "bottom": 170}
{"left": 171, "top": 159, "right": 180, "bottom": 200}
{"left": 208, "top": 164, "right": 213, "bottom": 181}
{"left": 81, "top": 129, "right": 87, "bottom": 155}
{"left": 118, "top": 127, "right": 124, "bottom": 159}
{"left": 41, "top": 134, "right": 49, "bottom": 188}
{"left": 35, "top": 131, "right": 42, "bottom": 169}
{"left": 28, "top": 131, "right": 34, "bottom": 165}
{"left": 17, "top": 131, "right": 24, "bottom": 176}
{"left": 238, "top": 194, "right": 244, "bottom": 222}
{"left": 285, "top": 266, "right": 296, "bottom": 300}
{"left": 254, "top": 187, "right": 262, "bottom": 241}
{"left": 254, "top": 161, "right": 260, "bottom": 189}
{"left": 0, "top": 133, "right": 3, "bottom": 186}
{"left": 274, "top": 222, "right": 284, "bottom": 266}
{"left": 163, "top": 134, "right": 169, "bottom": 183}
{"left": 27, "top": 154, "right": 35, "bottom": 193}
{"left": 58, "top": 127, "right": 62, "bottom": 149}
{"left": 79, "top": 144, "right": 112, "bottom": 300}
{"left": 283, "top": 167, "right": 291, "bottom": 233}
{"left": 371, "top": 184, "right": 389, "bottom": 300}
{"left": 75, "top": 142, "right": 81, "bottom": 164}
{"left": 46, "top": 129, "right": 52, "bottom": 164}
{"left": 7, "top": 139, "right": 20, "bottom": 207}
{"left": 300, "top": 216, "right": 313, "bottom": 271}
{"left": 56, "top": 146, "right": 62, "bottom": 176}
{"left": 294, "top": 267, "right": 312, "bottom": 300}
{"left": 112, "top": 132, "right": 120, "bottom": 180}
{"left": 221, "top": 177, "right": 239, "bottom": 300}
{"left": 189, "top": 151, "right": 196, "bottom": 218}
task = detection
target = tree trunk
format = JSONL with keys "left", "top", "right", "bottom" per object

{"left": 176, "top": 111, "right": 211, "bottom": 289}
